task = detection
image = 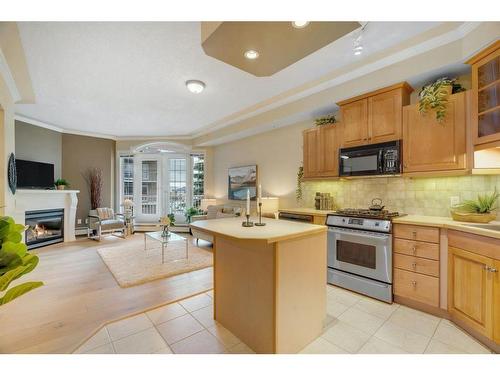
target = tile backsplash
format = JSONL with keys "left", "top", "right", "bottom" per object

{"left": 302, "top": 175, "right": 500, "bottom": 218}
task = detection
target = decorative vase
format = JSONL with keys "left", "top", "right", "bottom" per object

{"left": 56, "top": 185, "right": 65, "bottom": 190}
{"left": 450, "top": 210, "right": 496, "bottom": 223}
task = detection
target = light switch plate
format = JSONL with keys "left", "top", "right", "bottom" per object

{"left": 450, "top": 196, "right": 460, "bottom": 207}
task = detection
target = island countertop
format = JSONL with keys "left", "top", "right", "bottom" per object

{"left": 190, "top": 216, "right": 326, "bottom": 243}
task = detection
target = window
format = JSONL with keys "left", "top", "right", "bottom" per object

{"left": 191, "top": 153, "right": 204, "bottom": 208}
{"left": 168, "top": 158, "right": 187, "bottom": 216}
{"left": 120, "top": 155, "right": 134, "bottom": 202}
{"left": 141, "top": 160, "right": 158, "bottom": 215}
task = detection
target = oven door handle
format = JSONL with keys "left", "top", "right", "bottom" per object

{"left": 328, "top": 227, "right": 390, "bottom": 240}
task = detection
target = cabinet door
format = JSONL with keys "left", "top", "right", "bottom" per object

{"left": 341, "top": 99, "right": 368, "bottom": 147}
{"left": 303, "top": 128, "right": 320, "bottom": 178}
{"left": 472, "top": 47, "right": 500, "bottom": 146}
{"left": 448, "top": 246, "right": 494, "bottom": 339}
{"left": 494, "top": 259, "right": 500, "bottom": 344}
{"left": 318, "top": 124, "right": 339, "bottom": 177}
{"left": 403, "top": 91, "right": 467, "bottom": 173}
{"left": 368, "top": 89, "right": 403, "bottom": 143}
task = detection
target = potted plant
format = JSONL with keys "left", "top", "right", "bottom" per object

{"left": 451, "top": 188, "right": 499, "bottom": 223}
{"left": 0, "top": 216, "right": 43, "bottom": 305}
{"left": 296, "top": 166, "right": 304, "bottom": 202}
{"left": 185, "top": 207, "right": 202, "bottom": 223}
{"left": 418, "top": 77, "right": 465, "bottom": 122}
{"left": 315, "top": 114, "right": 337, "bottom": 126}
{"left": 54, "top": 178, "right": 70, "bottom": 190}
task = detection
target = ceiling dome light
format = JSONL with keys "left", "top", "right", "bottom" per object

{"left": 185, "top": 80, "right": 205, "bottom": 94}
{"left": 292, "top": 21, "right": 310, "bottom": 29}
{"left": 244, "top": 50, "right": 259, "bottom": 60}
{"left": 354, "top": 44, "right": 363, "bottom": 56}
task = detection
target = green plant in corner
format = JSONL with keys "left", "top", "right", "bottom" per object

{"left": 314, "top": 114, "right": 337, "bottom": 126}
{"left": 185, "top": 207, "right": 202, "bottom": 223}
{"left": 453, "top": 188, "right": 500, "bottom": 214}
{"left": 0, "top": 216, "right": 43, "bottom": 305}
{"left": 296, "top": 166, "right": 304, "bottom": 202}
{"left": 418, "top": 77, "right": 465, "bottom": 123}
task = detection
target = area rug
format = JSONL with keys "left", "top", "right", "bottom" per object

{"left": 97, "top": 241, "right": 213, "bottom": 288}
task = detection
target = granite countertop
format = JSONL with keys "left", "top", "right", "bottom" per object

{"left": 190, "top": 216, "right": 326, "bottom": 243}
{"left": 393, "top": 215, "right": 500, "bottom": 240}
{"left": 278, "top": 207, "right": 336, "bottom": 216}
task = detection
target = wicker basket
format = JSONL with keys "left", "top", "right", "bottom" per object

{"left": 450, "top": 210, "right": 497, "bottom": 223}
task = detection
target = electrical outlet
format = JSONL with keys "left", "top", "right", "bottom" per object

{"left": 77, "top": 219, "right": 82, "bottom": 225}
{"left": 450, "top": 196, "right": 460, "bottom": 207}
{"left": 85, "top": 218, "right": 89, "bottom": 224}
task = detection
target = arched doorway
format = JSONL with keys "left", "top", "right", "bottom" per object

{"left": 118, "top": 142, "right": 204, "bottom": 224}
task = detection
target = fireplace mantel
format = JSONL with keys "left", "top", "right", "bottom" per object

{"left": 13, "top": 189, "right": 80, "bottom": 243}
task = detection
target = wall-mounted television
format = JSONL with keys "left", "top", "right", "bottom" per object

{"left": 228, "top": 165, "right": 257, "bottom": 200}
{"left": 16, "top": 159, "right": 54, "bottom": 189}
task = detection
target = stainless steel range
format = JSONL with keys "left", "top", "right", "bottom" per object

{"left": 326, "top": 208, "right": 402, "bottom": 303}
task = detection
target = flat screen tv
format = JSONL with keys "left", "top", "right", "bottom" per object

{"left": 16, "top": 159, "right": 54, "bottom": 189}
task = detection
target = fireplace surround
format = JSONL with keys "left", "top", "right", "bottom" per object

{"left": 25, "top": 209, "right": 64, "bottom": 249}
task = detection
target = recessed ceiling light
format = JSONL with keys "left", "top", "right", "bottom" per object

{"left": 244, "top": 50, "right": 259, "bottom": 60}
{"left": 292, "top": 21, "right": 310, "bottom": 29}
{"left": 354, "top": 45, "right": 363, "bottom": 56}
{"left": 185, "top": 80, "right": 205, "bottom": 94}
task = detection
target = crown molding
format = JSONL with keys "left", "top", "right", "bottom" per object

{"left": 0, "top": 48, "right": 22, "bottom": 103}
{"left": 14, "top": 114, "right": 117, "bottom": 140}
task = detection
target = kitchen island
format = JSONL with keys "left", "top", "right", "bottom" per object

{"left": 190, "top": 216, "right": 327, "bottom": 353}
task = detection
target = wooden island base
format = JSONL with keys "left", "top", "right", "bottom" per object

{"left": 191, "top": 217, "right": 327, "bottom": 354}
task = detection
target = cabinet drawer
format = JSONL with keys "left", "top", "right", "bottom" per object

{"left": 393, "top": 238, "right": 439, "bottom": 260}
{"left": 393, "top": 224, "right": 440, "bottom": 243}
{"left": 394, "top": 253, "right": 439, "bottom": 277}
{"left": 394, "top": 268, "right": 439, "bottom": 307}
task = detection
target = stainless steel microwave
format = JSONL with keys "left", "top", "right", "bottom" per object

{"left": 339, "top": 140, "right": 401, "bottom": 177}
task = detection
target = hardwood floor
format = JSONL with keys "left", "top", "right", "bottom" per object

{"left": 0, "top": 234, "right": 213, "bottom": 354}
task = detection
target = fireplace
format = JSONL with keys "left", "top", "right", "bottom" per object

{"left": 25, "top": 209, "right": 64, "bottom": 249}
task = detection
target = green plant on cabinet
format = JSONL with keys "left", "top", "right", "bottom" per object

{"left": 314, "top": 114, "right": 336, "bottom": 126}
{"left": 54, "top": 178, "right": 70, "bottom": 187}
{"left": 418, "top": 77, "right": 465, "bottom": 122}
{"left": 0, "top": 216, "right": 43, "bottom": 305}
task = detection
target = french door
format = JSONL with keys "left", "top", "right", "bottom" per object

{"left": 134, "top": 154, "right": 190, "bottom": 224}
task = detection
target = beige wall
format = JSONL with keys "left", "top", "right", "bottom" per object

{"left": 0, "top": 76, "right": 15, "bottom": 216}
{"left": 62, "top": 134, "right": 116, "bottom": 225}
{"left": 15, "top": 120, "right": 62, "bottom": 179}
{"left": 213, "top": 120, "right": 311, "bottom": 211}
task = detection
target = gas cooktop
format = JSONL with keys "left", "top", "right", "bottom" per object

{"left": 333, "top": 208, "right": 404, "bottom": 220}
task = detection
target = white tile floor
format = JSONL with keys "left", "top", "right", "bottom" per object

{"left": 74, "top": 285, "right": 494, "bottom": 354}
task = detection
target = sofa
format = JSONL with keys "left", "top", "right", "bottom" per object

{"left": 190, "top": 204, "right": 243, "bottom": 244}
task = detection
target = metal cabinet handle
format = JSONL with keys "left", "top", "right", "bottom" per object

{"left": 489, "top": 267, "right": 498, "bottom": 273}
{"left": 411, "top": 280, "right": 417, "bottom": 287}
{"left": 404, "top": 163, "right": 408, "bottom": 168}
{"left": 411, "top": 262, "right": 417, "bottom": 269}
{"left": 412, "top": 231, "right": 417, "bottom": 239}
{"left": 412, "top": 245, "right": 417, "bottom": 255}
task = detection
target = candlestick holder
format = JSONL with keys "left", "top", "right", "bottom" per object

{"left": 255, "top": 202, "right": 266, "bottom": 226}
{"left": 242, "top": 213, "right": 254, "bottom": 227}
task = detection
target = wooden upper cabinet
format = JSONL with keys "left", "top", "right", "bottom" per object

{"left": 318, "top": 124, "right": 339, "bottom": 177}
{"left": 340, "top": 99, "right": 368, "bottom": 147}
{"left": 368, "top": 88, "right": 408, "bottom": 143}
{"left": 302, "top": 124, "right": 340, "bottom": 178}
{"left": 303, "top": 128, "right": 320, "bottom": 178}
{"left": 448, "top": 246, "right": 494, "bottom": 339}
{"left": 402, "top": 91, "right": 468, "bottom": 173}
{"left": 466, "top": 40, "right": 500, "bottom": 147}
{"left": 338, "top": 82, "right": 412, "bottom": 148}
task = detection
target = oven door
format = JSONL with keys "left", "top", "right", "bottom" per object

{"left": 339, "top": 149, "right": 382, "bottom": 176}
{"left": 327, "top": 226, "right": 392, "bottom": 284}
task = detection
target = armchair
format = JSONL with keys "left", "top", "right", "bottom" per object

{"left": 87, "top": 207, "right": 126, "bottom": 241}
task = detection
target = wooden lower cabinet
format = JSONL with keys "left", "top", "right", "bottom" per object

{"left": 393, "top": 224, "right": 440, "bottom": 309}
{"left": 394, "top": 268, "right": 439, "bottom": 307}
{"left": 448, "top": 246, "right": 495, "bottom": 340}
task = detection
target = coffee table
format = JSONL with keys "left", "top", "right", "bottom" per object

{"left": 144, "top": 231, "right": 188, "bottom": 263}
